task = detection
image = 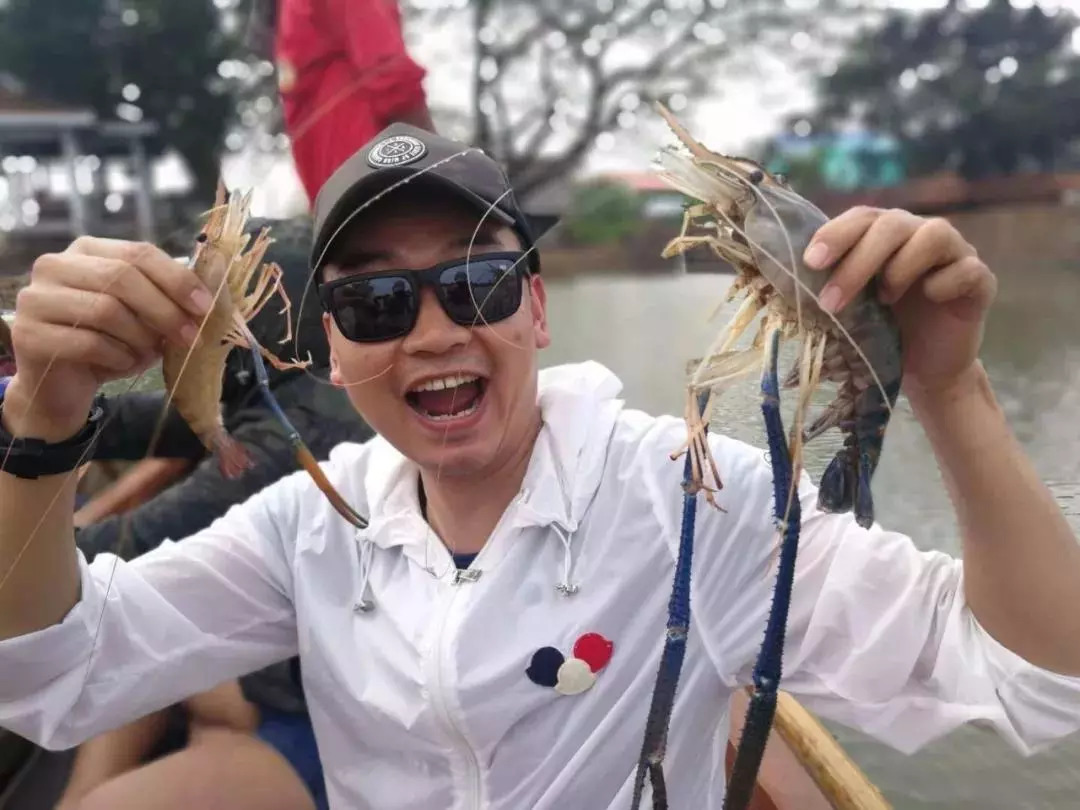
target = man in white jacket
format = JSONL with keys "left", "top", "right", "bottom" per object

{"left": 1, "top": 123, "right": 1079, "bottom": 810}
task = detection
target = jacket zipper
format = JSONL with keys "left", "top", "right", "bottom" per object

{"left": 424, "top": 495, "right": 524, "bottom": 809}
{"left": 428, "top": 582, "right": 483, "bottom": 809}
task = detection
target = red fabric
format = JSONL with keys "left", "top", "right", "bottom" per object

{"left": 275, "top": 0, "right": 428, "bottom": 204}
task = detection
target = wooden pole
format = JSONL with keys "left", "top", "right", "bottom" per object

{"left": 727, "top": 689, "right": 891, "bottom": 810}
{"left": 771, "top": 691, "right": 891, "bottom": 810}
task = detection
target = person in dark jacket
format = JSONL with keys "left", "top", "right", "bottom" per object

{"left": 54, "top": 217, "right": 366, "bottom": 810}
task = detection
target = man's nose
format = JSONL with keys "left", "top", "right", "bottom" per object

{"left": 401, "top": 286, "right": 470, "bottom": 354}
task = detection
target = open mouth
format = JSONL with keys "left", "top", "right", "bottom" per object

{"left": 405, "top": 373, "right": 488, "bottom": 421}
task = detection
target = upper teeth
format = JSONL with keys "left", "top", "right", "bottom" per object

{"left": 411, "top": 373, "right": 479, "bottom": 393}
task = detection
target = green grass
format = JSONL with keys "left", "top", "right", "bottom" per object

{"left": 101, "top": 364, "right": 165, "bottom": 396}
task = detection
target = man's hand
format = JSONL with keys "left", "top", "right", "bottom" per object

{"left": 4, "top": 237, "right": 212, "bottom": 440}
{"left": 802, "top": 206, "right": 998, "bottom": 397}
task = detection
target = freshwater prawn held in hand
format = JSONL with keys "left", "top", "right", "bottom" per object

{"left": 653, "top": 102, "right": 903, "bottom": 530}
{"left": 630, "top": 104, "right": 904, "bottom": 810}
{"left": 168, "top": 182, "right": 367, "bottom": 528}
{"left": 164, "top": 181, "right": 302, "bottom": 477}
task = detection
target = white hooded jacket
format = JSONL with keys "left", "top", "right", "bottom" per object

{"left": 2, "top": 361, "right": 1079, "bottom": 809}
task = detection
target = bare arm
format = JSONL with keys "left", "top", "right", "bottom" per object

{"left": 798, "top": 206, "right": 1080, "bottom": 676}
{"left": 0, "top": 382, "right": 87, "bottom": 638}
{"left": 0, "top": 237, "right": 210, "bottom": 642}
{"left": 909, "top": 363, "right": 1080, "bottom": 675}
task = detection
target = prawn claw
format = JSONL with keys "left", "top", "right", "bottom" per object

{"left": 294, "top": 444, "right": 368, "bottom": 529}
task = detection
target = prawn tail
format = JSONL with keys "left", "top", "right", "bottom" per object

{"left": 210, "top": 428, "right": 253, "bottom": 479}
{"left": 817, "top": 441, "right": 876, "bottom": 529}
{"left": 816, "top": 444, "right": 855, "bottom": 515}
{"left": 854, "top": 447, "right": 876, "bottom": 530}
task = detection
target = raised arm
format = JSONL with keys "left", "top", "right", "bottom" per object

{"left": 677, "top": 205, "right": 1080, "bottom": 757}
{"left": 804, "top": 206, "right": 1080, "bottom": 675}
{"left": 0, "top": 237, "right": 211, "bottom": 639}
{"left": 676, "top": 429, "right": 1080, "bottom": 758}
{"left": 0, "top": 237, "right": 303, "bottom": 750}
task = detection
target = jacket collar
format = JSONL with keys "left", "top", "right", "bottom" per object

{"left": 357, "top": 361, "right": 625, "bottom": 551}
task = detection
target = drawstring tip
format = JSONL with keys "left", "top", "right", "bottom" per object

{"left": 556, "top": 582, "right": 580, "bottom": 596}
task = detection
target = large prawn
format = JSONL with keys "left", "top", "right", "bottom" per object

{"left": 630, "top": 103, "right": 903, "bottom": 810}
{"left": 658, "top": 105, "right": 903, "bottom": 527}
{"left": 167, "top": 181, "right": 367, "bottom": 528}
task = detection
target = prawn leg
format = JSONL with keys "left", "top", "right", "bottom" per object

{"left": 686, "top": 292, "right": 765, "bottom": 398}
{"left": 723, "top": 326, "right": 803, "bottom": 810}
{"left": 238, "top": 259, "right": 298, "bottom": 347}
{"left": 660, "top": 203, "right": 714, "bottom": 259}
{"left": 222, "top": 324, "right": 309, "bottom": 372}
{"left": 630, "top": 389, "right": 710, "bottom": 810}
{"left": 786, "top": 331, "right": 827, "bottom": 485}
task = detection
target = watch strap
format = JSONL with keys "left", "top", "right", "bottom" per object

{"left": 0, "top": 395, "right": 106, "bottom": 480}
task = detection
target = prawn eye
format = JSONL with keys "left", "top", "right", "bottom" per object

{"left": 748, "top": 169, "right": 764, "bottom": 185}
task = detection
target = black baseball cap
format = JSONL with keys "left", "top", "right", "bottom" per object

{"left": 310, "top": 123, "right": 556, "bottom": 278}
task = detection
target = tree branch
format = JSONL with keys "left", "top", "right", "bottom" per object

{"left": 511, "top": 40, "right": 559, "bottom": 169}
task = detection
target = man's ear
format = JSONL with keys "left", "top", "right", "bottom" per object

{"left": 528, "top": 274, "right": 550, "bottom": 350}
{"left": 323, "top": 313, "right": 344, "bottom": 387}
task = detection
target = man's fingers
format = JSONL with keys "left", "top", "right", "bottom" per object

{"left": 12, "top": 320, "right": 139, "bottom": 373}
{"left": 921, "top": 256, "right": 997, "bottom": 313}
{"left": 879, "top": 218, "right": 977, "bottom": 305}
{"left": 64, "top": 236, "right": 213, "bottom": 320}
{"left": 33, "top": 252, "right": 201, "bottom": 348}
{"left": 802, "top": 205, "right": 882, "bottom": 270}
{"left": 17, "top": 285, "right": 161, "bottom": 359}
{"left": 810, "top": 208, "right": 923, "bottom": 313}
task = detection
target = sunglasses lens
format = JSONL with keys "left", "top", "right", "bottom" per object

{"left": 329, "top": 275, "right": 416, "bottom": 341}
{"left": 439, "top": 257, "right": 522, "bottom": 326}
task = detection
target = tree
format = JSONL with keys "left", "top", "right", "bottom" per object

{"left": 800, "top": 0, "right": 1080, "bottom": 179}
{"left": 0, "top": 0, "right": 246, "bottom": 203}
{"left": 175, "top": 0, "right": 874, "bottom": 206}
{"left": 563, "top": 178, "right": 644, "bottom": 245}
{"left": 402, "top": 0, "right": 868, "bottom": 198}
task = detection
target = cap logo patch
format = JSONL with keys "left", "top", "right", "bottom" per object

{"left": 367, "top": 135, "right": 427, "bottom": 168}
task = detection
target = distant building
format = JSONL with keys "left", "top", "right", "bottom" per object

{"left": 764, "top": 130, "right": 906, "bottom": 192}
{"left": 0, "top": 73, "right": 159, "bottom": 257}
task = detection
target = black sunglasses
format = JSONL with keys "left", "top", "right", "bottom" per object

{"left": 318, "top": 251, "right": 530, "bottom": 343}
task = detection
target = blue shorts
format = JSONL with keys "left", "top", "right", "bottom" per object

{"left": 255, "top": 709, "right": 329, "bottom": 810}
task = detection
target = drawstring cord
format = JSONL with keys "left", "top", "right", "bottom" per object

{"left": 515, "top": 490, "right": 580, "bottom": 596}
{"left": 352, "top": 530, "right": 375, "bottom": 613}
{"left": 552, "top": 523, "right": 579, "bottom": 596}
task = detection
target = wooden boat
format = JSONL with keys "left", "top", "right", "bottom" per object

{"left": 728, "top": 689, "right": 890, "bottom": 809}
{"left": 0, "top": 454, "right": 891, "bottom": 809}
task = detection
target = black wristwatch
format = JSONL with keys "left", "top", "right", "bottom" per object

{"left": 0, "top": 394, "right": 106, "bottom": 480}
